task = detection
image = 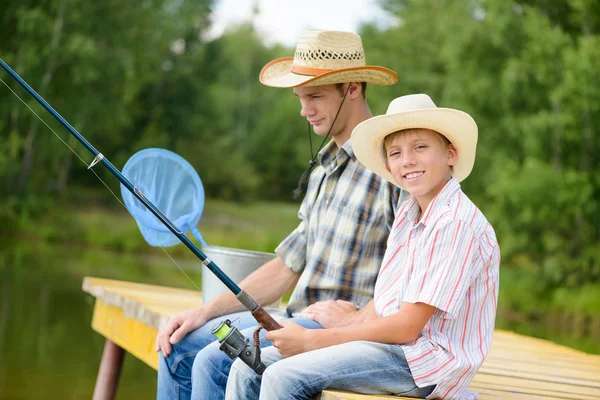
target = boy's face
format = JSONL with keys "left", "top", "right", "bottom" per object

{"left": 293, "top": 84, "right": 351, "bottom": 138}
{"left": 385, "top": 129, "right": 457, "bottom": 209}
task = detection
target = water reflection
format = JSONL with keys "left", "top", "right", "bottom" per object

{"left": 0, "top": 240, "right": 201, "bottom": 399}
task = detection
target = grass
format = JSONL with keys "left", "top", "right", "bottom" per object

{"left": 17, "top": 197, "right": 301, "bottom": 256}
{"left": 12, "top": 197, "right": 302, "bottom": 299}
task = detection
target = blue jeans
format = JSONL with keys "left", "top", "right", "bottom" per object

{"left": 225, "top": 341, "right": 436, "bottom": 400}
{"left": 156, "top": 309, "right": 321, "bottom": 400}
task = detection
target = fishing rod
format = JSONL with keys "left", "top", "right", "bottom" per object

{"left": 0, "top": 58, "right": 280, "bottom": 373}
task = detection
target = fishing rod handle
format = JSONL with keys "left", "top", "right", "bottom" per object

{"left": 251, "top": 306, "right": 283, "bottom": 331}
{"left": 236, "top": 290, "right": 282, "bottom": 330}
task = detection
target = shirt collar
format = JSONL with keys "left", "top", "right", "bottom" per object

{"left": 402, "top": 177, "right": 461, "bottom": 226}
{"left": 317, "top": 139, "right": 355, "bottom": 173}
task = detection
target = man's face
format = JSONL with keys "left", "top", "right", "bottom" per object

{"left": 293, "top": 84, "right": 349, "bottom": 137}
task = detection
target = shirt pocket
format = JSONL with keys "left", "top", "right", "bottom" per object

{"left": 330, "top": 201, "right": 373, "bottom": 262}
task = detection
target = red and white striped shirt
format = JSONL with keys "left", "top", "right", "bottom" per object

{"left": 374, "top": 178, "right": 500, "bottom": 400}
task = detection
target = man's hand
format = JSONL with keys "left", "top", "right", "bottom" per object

{"left": 155, "top": 307, "right": 209, "bottom": 357}
{"left": 265, "top": 321, "right": 316, "bottom": 358}
{"left": 297, "top": 300, "right": 358, "bottom": 328}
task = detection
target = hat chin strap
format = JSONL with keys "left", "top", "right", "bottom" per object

{"left": 293, "top": 83, "right": 352, "bottom": 200}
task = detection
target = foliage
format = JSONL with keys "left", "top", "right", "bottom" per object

{"left": 365, "top": 0, "right": 600, "bottom": 296}
{"left": 1, "top": 0, "right": 598, "bottom": 311}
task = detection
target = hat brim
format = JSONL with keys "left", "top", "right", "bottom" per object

{"left": 260, "top": 57, "right": 398, "bottom": 88}
{"left": 352, "top": 108, "right": 478, "bottom": 190}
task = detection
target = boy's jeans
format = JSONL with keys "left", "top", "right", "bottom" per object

{"left": 226, "top": 341, "right": 436, "bottom": 400}
{"left": 156, "top": 310, "right": 321, "bottom": 400}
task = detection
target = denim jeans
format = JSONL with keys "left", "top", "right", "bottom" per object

{"left": 225, "top": 341, "right": 435, "bottom": 400}
{"left": 156, "top": 309, "right": 321, "bottom": 400}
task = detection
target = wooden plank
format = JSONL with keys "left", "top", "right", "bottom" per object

{"left": 490, "top": 331, "right": 600, "bottom": 360}
{"left": 83, "top": 276, "right": 199, "bottom": 297}
{"left": 91, "top": 299, "right": 159, "bottom": 370}
{"left": 471, "top": 373, "right": 600, "bottom": 398}
{"left": 321, "top": 389, "right": 505, "bottom": 400}
{"left": 320, "top": 390, "right": 425, "bottom": 400}
{"left": 484, "top": 352, "right": 600, "bottom": 370}
{"left": 478, "top": 364, "right": 600, "bottom": 386}
{"left": 84, "top": 277, "right": 201, "bottom": 329}
{"left": 488, "top": 345, "right": 600, "bottom": 364}
{"left": 469, "top": 382, "right": 600, "bottom": 400}
{"left": 470, "top": 387, "right": 563, "bottom": 399}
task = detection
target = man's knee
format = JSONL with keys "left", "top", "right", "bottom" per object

{"left": 162, "top": 327, "right": 216, "bottom": 376}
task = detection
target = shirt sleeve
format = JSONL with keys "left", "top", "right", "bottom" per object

{"left": 403, "top": 220, "right": 482, "bottom": 319}
{"left": 275, "top": 196, "right": 309, "bottom": 274}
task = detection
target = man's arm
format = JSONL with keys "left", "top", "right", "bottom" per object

{"left": 156, "top": 256, "right": 300, "bottom": 356}
{"left": 297, "top": 298, "right": 378, "bottom": 328}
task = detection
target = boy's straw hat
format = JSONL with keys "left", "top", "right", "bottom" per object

{"left": 260, "top": 30, "right": 397, "bottom": 88}
{"left": 352, "top": 94, "right": 478, "bottom": 189}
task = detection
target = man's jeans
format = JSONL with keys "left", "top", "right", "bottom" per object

{"left": 156, "top": 310, "right": 321, "bottom": 400}
{"left": 225, "top": 341, "right": 436, "bottom": 400}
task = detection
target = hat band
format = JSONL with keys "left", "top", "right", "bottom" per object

{"left": 291, "top": 65, "right": 333, "bottom": 76}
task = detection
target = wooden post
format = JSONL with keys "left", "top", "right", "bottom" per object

{"left": 93, "top": 339, "right": 125, "bottom": 400}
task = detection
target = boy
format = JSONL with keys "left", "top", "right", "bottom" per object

{"left": 226, "top": 94, "right": 500, "bottom": 400}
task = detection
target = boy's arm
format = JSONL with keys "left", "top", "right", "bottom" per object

{"left": 311, "top": 302, "right": 435, "bottom": 349}
{"left": 266, "top": 301, "right": 435, "bottom": 358}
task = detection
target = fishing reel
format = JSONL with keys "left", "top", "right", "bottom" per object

{"left": 212, "top": 319, "right": 266, "bottom": 375}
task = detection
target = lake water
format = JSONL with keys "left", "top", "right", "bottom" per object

{"left": 0, "top": 239, "right": 202, "bottom": 399}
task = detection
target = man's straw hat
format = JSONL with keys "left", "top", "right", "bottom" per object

{"left": 352, "top": 94, "right": 478, "bottom": 189}
{"left": 260, "top": 30, "right": 397, "bottom": 88}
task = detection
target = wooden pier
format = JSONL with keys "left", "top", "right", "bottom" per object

{"left": 83, "top": 276, "right": 600, "bottom": 400}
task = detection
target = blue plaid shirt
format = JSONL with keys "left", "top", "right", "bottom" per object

{"left": 277, "top": 139, "right": 404, "bottom": 315}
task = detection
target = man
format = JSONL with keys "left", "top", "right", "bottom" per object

{"left": 156, "top": 29, "right": 403, "bottom": 399}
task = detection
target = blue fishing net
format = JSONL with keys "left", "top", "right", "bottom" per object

{"left": 120, "top": 148, "right": 207, "bottom": 247}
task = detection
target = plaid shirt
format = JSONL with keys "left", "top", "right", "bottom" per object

{"left": 277, "top": 139, "right": 404, "bottom": 315}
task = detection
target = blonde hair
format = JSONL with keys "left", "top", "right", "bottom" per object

{"left": 383, "top": 128, "right": 454, "bottom": 170}
{"left": 384, "top": 128, "right": 451, "bottom": 155}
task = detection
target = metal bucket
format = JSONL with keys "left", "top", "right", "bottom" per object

{"left": 201, "top": 245, "right": 277, "bottom": 304}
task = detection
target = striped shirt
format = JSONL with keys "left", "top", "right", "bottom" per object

{"left": 374, "top": 178, "right": 500, "bottom": 400}
{"left": 277, "top": 139, "right": 403, "bottom": 315}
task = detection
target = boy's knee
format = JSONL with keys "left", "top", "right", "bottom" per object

{"left": 229, "top": 357, "right": 254, "bottom": 380}
{"left": 192, "top": 340, "right": 229, "bottom": 376}
{"left": 262, "top": 364, "right": 299, "bottom": 396}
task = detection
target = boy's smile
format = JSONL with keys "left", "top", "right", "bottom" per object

{"left": 403, "top": 171, "right": 424, "bottom": 182}
{"left": 385, "top": 128, "right": 457, "bottom": 213}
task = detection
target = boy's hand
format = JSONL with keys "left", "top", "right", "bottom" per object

{"left": 265, "top": 321, "right": 316, "bottom": 358}
{"left": 297, "top": 300, "right": 357, "bottom": 328}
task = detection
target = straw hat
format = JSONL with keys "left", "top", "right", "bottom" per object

{"left": 260, "top": 30, "right": 397, "bottom": 88}
{"left": 352, "top": 94, "right": 478, "bottom": 189}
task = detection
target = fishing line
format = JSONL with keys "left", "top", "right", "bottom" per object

{"left": 2, "top": 59, "right": 282, "bottom": 333}
{"left": 0, "top": 76, "right": 227, "bottom": 318}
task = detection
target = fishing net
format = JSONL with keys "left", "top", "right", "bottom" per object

{"left": 120, "top": 148, "right": 207, "bottom": 247}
